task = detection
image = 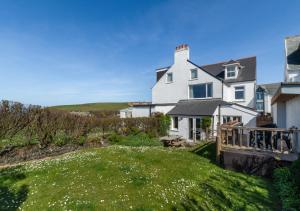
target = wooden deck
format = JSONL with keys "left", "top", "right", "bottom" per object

{"left": 216, "top": 125, "right": 300, "bottom": 163}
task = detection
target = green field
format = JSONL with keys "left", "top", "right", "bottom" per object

{"left": 50, "top": 102, "right": 129, "bottom": 112}
{"left": 0, "top": 143, "right": 279, "bottom": 210}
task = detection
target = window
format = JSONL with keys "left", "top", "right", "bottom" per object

{"left": 166, "top": 73, "right": 173, "bottom": 83}
{"left": 172, "top": 117, "right": 178, "bottom": 130}
{"left": 256, "top": 102, "right": 264, "bottom": 111}
{"left": 256, "top": 91, "right": 264, "bottom": 101}
{"left": 223, "top": 116, "right": 241, "bottom": 123}
{"left": 189, "top": 83, "right": 212, "bottom": 98}
{"left": 226, "top": 65, "right": 236, "bottom": 78}
{"left": 235, "top": 86, "right": 245, "bottom": 100}
{"left": 190, "top": 69, "right": 198, "bottom": 79}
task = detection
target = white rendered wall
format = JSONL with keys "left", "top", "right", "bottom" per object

{"left": 286, "top": 96, "right": 300, "bottom": 128}
{"left": 272, "top": 102, "right": 286, "bottom": 128}
{"left": 131, "top": 107, "right": 151, "bottom": 118}
{"left": 152, "top": 58, "right": 223, "bottom": 104}
{"left": 169, "top": 116, "right": 189, "bottom": 140}
{"left": 212, "top": 104, "right": 257, "bottom": 132}
{"left": 169, "top": 104, "right": 257, "bottom": 140}
{"left": 222, "top": 81, "right": 256, "bottom": 108}
{"left": 153, "top": 105, "right": 175, "bottom": 114}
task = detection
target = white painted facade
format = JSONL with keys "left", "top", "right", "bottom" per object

{"left": 168, "top": 104, "right": 257, "bottom": 141}
{"left": 222, "top": 81, "right": 256, "bottom": 108}
{"left": 120, "top": 44, "right": 258, "bottom": 140}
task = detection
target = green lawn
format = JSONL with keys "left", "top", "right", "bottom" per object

{"left": 0, "top": 143, "right": 279, "bottom": 210}
{"left": 50, "top": 102, "right": 129, "bottom": 112}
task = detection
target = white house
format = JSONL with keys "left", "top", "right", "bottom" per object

{"left": 121, "top": 44, "right": 258, "bottom": 141}
{"left": 271, "top": 35, "right": 300, "bottom": 152}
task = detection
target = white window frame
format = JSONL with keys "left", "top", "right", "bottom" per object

{"left": 171, "top": 116, "right": 179, "bottom": 130}
{"left": 166, "top": 72, "right": 173, "bottom": 83}
{"left": 189, "top": 83, "right": 213, "bottom": 99}
{"left": 190, "top": 68, "right": 198, "bottom": 80}
{"left": 226, "top": 65, "right": 237, "bottom": 79}
{"left": 234, "top": 85, "right": 245, "bottom": 101}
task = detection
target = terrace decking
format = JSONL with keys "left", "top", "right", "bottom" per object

{"left": 216, "top": 125, "right": 299, "bottom": 175}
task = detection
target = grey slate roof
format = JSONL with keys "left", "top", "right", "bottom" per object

{"left": 257, "top": 83, "right": 281, "bottom": 95}
{"left": 200, "top": 56, "right": 256, "bottom": 83}
{"left": 167, "top": 99, "right": 230, "bottom": 116}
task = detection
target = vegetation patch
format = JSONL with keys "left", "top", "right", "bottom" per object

{"left": 0, "top": 145, "right": 279, "bottom": 210}
{"left": 108, "top": 132, "right": 163, "bottom": 147}
{"left": 273, "top": 158, "right": 300, "bottom": 210}
{"left": 50, "top": 102, "right": 129, "bottom": 112}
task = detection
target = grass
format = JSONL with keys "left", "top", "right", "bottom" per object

{"left": 108, "top": 132, "right": 163, "bottom": 147}
{"left": 50, "top": 102, "right": 129, "bottom": 112}
{"left": 0, "top": 143, "right": 279, "bottom": 210}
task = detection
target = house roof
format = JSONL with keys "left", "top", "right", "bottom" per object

{"left": 200, "top": 56, "right": 256, "bottom": 83}
{"left": 167, "top": 99, "right": 229, "bottom": 116}
{"left": 271, "top": 82, "right": 300, "bottom": 104}
{"left": 257, "top": 83, "right": 281, "bottom": 95}
{"left": 155, "top": 56, "right": 256, "bottom": 84}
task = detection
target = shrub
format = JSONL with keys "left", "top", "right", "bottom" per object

{"left": 0, "top": 100, "right": 167, "bottom": 149}
{"left": 109, "top": 132, "right": 162, "bottom": 147}
{"left": 53, "top": 130, "right": 71, "bottom": 146}
{"left": 152, "top": 113, "right": 170, "bottom": 136}
{"left": 108, "top": 133, "right": 123, "bottom": 143}
{"left": 273, "top": 162, "right": 300, "bottom": 210}
{"left": 290, "top": 158, "right": 300, "bottom": 192}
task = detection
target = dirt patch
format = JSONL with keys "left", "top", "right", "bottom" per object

{"left": 0, "top": 141, "right": 107, "bottom": 166}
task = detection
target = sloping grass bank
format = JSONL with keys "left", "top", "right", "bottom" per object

{"left": 50, "top": 102, "right": 129, "bottom": 112}
{"left": 0, "top": 144, "right": 279, "bottom": 210}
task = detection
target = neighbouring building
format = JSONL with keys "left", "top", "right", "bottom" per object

{"left": 121, "top": 44, "right": 258, "bottom": 141}
{"left": 271, "top": 35, "right": 300, "bottom": 152}
{"left": 256, "top": 83, "right": 280, "bottom": 114}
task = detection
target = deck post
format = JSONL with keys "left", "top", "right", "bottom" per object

{"left": 240, "top": 128, "right": 243, "bottom": 147}
{"left": 216, "top": 124, "right": 222, "bottom": 164}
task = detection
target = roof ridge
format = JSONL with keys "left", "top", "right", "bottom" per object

{"left": 200, "top": 56, "right": 256, "bottom": 67}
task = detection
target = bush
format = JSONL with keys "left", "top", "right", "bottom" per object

{"left": 108, "top": 132, "right": 162, "bottom": 147}
{"left": 0, "top": 100, "right": 167, "bottom": 149}
{"left": 290, "top": 158, "right": 300, "bottom": 192}
{"left": 53, "top": 130, "right": 71, "bottom": 146}
{"left": 273, "top": 161, "right": 300, "bottom": 210}
{"left": 108, "top": 133, "right": 123, "bottom": 143}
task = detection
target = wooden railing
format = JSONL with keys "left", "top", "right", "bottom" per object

{"left": 216, "top": 125, "right": 299, "bottom": 163}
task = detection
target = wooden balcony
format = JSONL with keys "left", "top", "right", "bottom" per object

{"left": 217, "top": 125, "right": 299, "bottom": 163}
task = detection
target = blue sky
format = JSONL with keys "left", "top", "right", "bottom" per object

{"left": 0, "top": 0, "right": 299, "bottom": 106}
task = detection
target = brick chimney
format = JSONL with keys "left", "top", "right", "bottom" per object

{"left": 174, "top": 44, "right": 189, "bottom": 64}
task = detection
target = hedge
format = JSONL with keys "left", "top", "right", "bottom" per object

{"left": 0, "top": 101, "right": 169, "bottom": 148}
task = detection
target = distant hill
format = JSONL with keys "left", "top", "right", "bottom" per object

{"left": 50, "top": 102, "right": 129, "bottom": 112}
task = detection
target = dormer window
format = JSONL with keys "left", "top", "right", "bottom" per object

{"left": 226, "top": 65, "right": 236, "bottom": 78}
{"left": 166, "top": 73, "right": 173, "bottom": 83}
{"left": 190, "top": 69, "right": 198, "bottom": 79}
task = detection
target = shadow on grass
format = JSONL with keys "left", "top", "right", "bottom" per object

{"left": 177, "top": 142, "right": 280, "bottom": 210}
{"left": 0, "top": 166, "right": 28, "bottom": 211}
{"left": 191, "top": 141, "right": 216, "bottom": 163}
{"left": 173, "top": 171, "right": 279, "bottom": 210}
